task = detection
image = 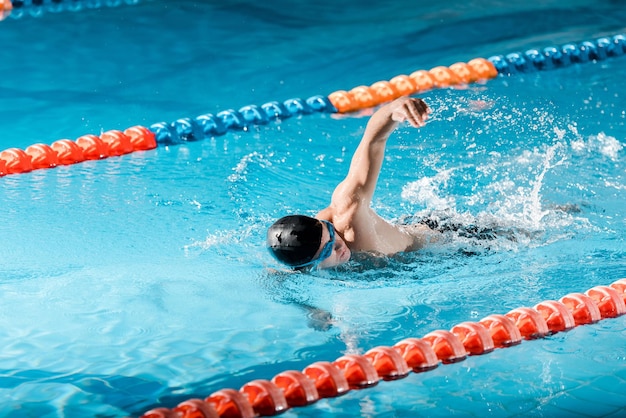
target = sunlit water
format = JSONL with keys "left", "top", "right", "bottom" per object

{"left": 0, "top": 0, "right": 625, "bottom": 417}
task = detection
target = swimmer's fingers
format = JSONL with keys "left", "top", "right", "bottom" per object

{"left": 391, "top": 98, "right": 430, "bottom": 128}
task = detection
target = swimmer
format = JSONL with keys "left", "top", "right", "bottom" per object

{"left": 267, "top": 96, "right": 439, "bottom": 270}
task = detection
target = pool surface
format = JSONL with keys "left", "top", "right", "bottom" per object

{"left": 1, "top": 1, "right": 625, "bottom": 417}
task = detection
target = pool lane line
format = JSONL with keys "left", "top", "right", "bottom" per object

{"left": 1, "top": 33, "right": 625, "bottom": 177}
{"left": 327, "top": 33, "right": 626, "bottom": 113}
{"left": 0, "top": 126, "right": 157, "bottom": 176}
{"left": 327, "top": 57, "right": 498, "bottom": 113}
{"left": 0, "top": 0, "right": 141, "bottom": 21}
{"left": 139, "top": 279, "right": 626, "bottom": 418}
{"left": 488, "top": 33, "right": 626, "bottom": 77}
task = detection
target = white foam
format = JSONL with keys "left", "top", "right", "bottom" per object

{"left": 400, "top": 167, "right": 457, "bottom": 210}
{"left": 571, "top": 132, "right": 623, "bottom": 161}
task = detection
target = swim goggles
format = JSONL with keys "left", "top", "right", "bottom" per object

{"left": 293, "top": 220, "right": 335, "bottom": 269}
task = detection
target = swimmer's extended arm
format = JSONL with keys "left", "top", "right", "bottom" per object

{"left": 334, "top": 97, "right": 430, "bottom": 204}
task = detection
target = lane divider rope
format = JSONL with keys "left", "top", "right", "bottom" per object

{"left": 139, "top": 279, "right": 626, "bottom": 417}
{"left": 0, "top": 0, "right": 140, "bottom": 21}
{"left": 1, "top": 34, "right": 624, "bottom": 178}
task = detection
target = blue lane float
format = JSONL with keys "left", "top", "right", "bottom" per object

{"left": 148, "top": 95, "right": 336, "bottom": 146}
{"left": 488, "top": 34, "right": 626, "bottom": 75}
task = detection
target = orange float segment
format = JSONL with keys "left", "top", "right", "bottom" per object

{"left": 124, "top": 125, "right": 157, "bottom": 151}
{"left": 0, "top": 0, "right": 12, "bottom": 21}
{"left": 0, "top": 158, "right": 7, "bottom": 177}
{"left": 392, "top": 337, "right": 438, "bottom": 372}
{"left": 369, "top": 80, "right": 399, "bottom": 104}
{"left": 0, "top": 148, "right": 33, "bottom": 174}
{"left": 468, "top": 57, "right": 498, "bottom": 79}
{"left": 240, "top": 379, "right": 289, "bottom": 416}
{"left": 585, "top": 286, "right": 626, "bottom": 318}
{"left": 363, "top": 346, "right": 410, "bottom": 381}
{"left": 609, "top": 278, "right": 626, "bottom": 305}
{"left": 333, "top": 354, "right": 379, "bottom": 389}
{"left": 505, "top": 307, "right": 550, "bottom": 339}
{"left": 428, "top": 66, "right": 460, "bottom": 88}
{"left": 349, "top": 85, "right": 377, "bottom": 110}
{"left": 51, "top": 139, "right": 86, "bottom": 165}
{"left": 25, "top": 143, "right": 59, "bottom": 169}
{"left": 302, "top": 361, "right": 350, "bottom": 398}
{"left": 533, "top": 300, "right": 576, "bottom": 333}
{"left": 205, "top": 388, "right": 256, "bottom": 418}
{"left": 271, "top": 370, "right": 319, "bottom": 407}
{"left": 76, "top": 134, "right": 109, "bottom": 160}
{"left": 409, "top": 70, "right": 435, "bottom": 92}
{"left": 422, "top": 330, "right": 467, "bottom": 364}
{"left": 173, "top": 399, "right": 219, "bottom": 418}
{"left": 389, "top": 74, "right": 418, "bottom": 96}
{"left": 100, "top": 130, "right": 133, "bottom": 156}
{"left": 450, "top": 322, "right": 495, "bottom": 355}
{"left": 328, "top": 90, "right": 356, "bottom": 113}
{"left": 449, "top": 62, "right": 478, "bottom": 84}
{"left": 139, "top": 407, "right": 177, "bottom": 418}
{"left": 559, "top": 293, "right": 602, "bottom": 325}
{"left": 479, "top": 314, "right": 522, "bottom": 348}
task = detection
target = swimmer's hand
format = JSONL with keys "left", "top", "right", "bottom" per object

{"left": 390, "top": 96, "right": 431, "bottom": 128}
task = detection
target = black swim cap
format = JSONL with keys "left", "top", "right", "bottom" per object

{"left": 267, "top": 215, "right": 323, "bottom": 267}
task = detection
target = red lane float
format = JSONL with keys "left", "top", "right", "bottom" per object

{"left": 0, "top": 125, "right": 156, "bottom": 177}
{"left": 125, "top": 125, "right": 158, "bottom": 151}
{"left": 76, "top": 134, "right": 109, "bottom": 160}
{"left": 100, "top": 130, "right": 133, "bottom": 156}
{"left": 141, "top": 279, "right": 626, "bottom": 418}
{"left": 0, "top": 148, "right": 33, "bottom": 174}
{"left": 450, "top": 321, "right": 495, "bottom": 355}
{"left": 533, "top": 300, "right": 576, "bottom": 333}
{"left": 393, "top": 337, "right": 439, "bottom": 372}
{"left": 422, "top": 330, "right": 468, "bottom": 363}
{"left": 240, "top": 380, "right": 288, "bottom": 417}
{"left": 142, "top": 398, "right": 218, "bottom": 418}
{"left": 302, "top": 361, "right": 350, "bottom": 398}
{"left": 559, "top": 293, "right": 601, "bottom": 325}
{"left": 51, "top": 139, "right": 86, "bottom": 165}
{"left": 586, "top": 286, "right": 626, "bottom": 318}
{"left": 610, "top": 279, "right": 626, "bottom": 304}
{"left": 364, "top": 346, "right": 410, "bottom": 381}
{"left": 479, "top": 314, "right": 522, "bottom": 348}
{"left": 205, "top": 389, "right": 255, "bottom": 418}
{"left": 271, "top": 370, "right": 318, "bottom": 407}
{"left": 505, "top": 307, "right": 550, "bottom": 339}
{"left": 174, "top": 399, "right": 219, "bottom": 418}
{"left": 25, "top": 144, "right": 59, "bottom": 169}
{"left": 333, "top": 354, "right": 379, "bottom": 389}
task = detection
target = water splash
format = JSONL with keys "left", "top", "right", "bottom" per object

{"left": 571, "top": 132, "right": 623, "bottom": 161}
{"left": 400, "top": 140, "right": 584, "bottom": 253}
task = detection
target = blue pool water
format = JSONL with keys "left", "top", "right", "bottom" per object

{"left": 1, "top": 1, "right": 625, "bottom": 417}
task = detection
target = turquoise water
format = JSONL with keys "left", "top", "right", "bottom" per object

{"left": 0, "top": 1, "right": 625, "bottom": 417}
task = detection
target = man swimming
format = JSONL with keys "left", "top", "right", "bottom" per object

{"left": 267, "top": 96, "right": 438, "bottom": 270}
